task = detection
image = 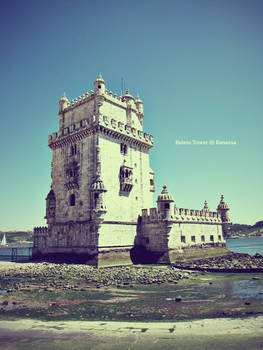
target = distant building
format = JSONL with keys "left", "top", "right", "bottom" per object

{"left": 33, "top": 74, "right": 231, "bottom": 265}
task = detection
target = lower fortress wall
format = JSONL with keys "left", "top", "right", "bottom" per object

{"left": 33, "top": 218, "right": 227, "bottom": 266}
{"left": 169, "top": 222, "right": 223, "bottom": 248}
{"left": 98, "top": 222, "right": 136, "bottom": 247}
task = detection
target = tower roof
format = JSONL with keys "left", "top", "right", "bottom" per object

{"left": 90, "top": 177, "right": 107, "bottom": 192}
{"left": 217, "top": 195, "right": 229, "bottom": 210}
{"left": 135, "top": 94, "right": 143, "bottom": 104}
{"left": 157, "top": 185, "right": 174, "bottom": 202}
{"left": 203, "top": 200, "right": 209, "bottom": 211}
{"left": 46, "top": 189, "right": 55, "bottom": 200}
{"left": 124, "top": 88, "right": 134, "bottom": 100}
{"left": 59, "top": 92, "right": 69, "bottom": 102}
{"left": 94, "top": 73, "right": 105, "bottom": 85}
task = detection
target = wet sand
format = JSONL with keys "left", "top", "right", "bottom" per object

{"left": 0, "top": 317, "right": 263, "bottom": 349}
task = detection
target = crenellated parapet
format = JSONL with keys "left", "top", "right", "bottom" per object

{"left": 142, "top": 208, "right": 161, "bottom": 221}
{"left": 61, "top": 89, "right": 126, "bottom": 113}
{"left": 48, "top": 115, "right": 153, "bottom": 150}
{"left": 174, "top": 207, "right": 221, "bottom": 221}
{"left": 58, "top": 75, "right": 143, "bottom": 120}
{"left": 34, "top": 226, "right": 49, "bottom": 235}
{"left": 141, "top": 207, "right": 222, "bottom": 224}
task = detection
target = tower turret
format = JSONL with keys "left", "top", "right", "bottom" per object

{"left": 217, "top": 195, "right": 231, "bottom": 237}
{"left": 90, "top": 177, "right": 107, "bottom": 211}
{"left": 157, "top": 185, "right": 174, "bottom": 220}
{"left": 58, "top": 92, "right": 69, "bottom": 114}
{"left": 135, "top": 94, "right": 144, "bottom": 125}
{"left": 45, "top": 189, "right": 56, "bottom": 224}
{"left": 123, "top": 89, "right": 135, "bottom": 106}
{"left": 203, "top": 200, "right": 209, "bottom": 214}
{"left": 94, "top": 73, "right": 106, "bottom": 95}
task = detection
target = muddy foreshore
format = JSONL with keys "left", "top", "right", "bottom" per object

{"left": 0, "top": 255, "right": 263, "bottom": 349}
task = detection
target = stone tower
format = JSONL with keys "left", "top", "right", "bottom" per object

{"left": 33, "top": 74, "right": 154, "bottom": 264}
{"left": 217, "top": 195, "right": 231, "bottom": 238}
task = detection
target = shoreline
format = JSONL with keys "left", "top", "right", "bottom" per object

{"left": 228, "top": 236, "right": 263, "bottom": 239}
{"left": 0, "top": 316, "right": 263, "bottom": 336}
{"left": 0, "top": 262, "right": 263, "bottom": 349}
{"left": 0, "top": 317, "right": 262, "bottom": 350}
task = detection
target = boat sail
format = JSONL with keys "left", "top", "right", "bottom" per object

{"left": 1, "top": 233, "right": 7, "bottom": 246}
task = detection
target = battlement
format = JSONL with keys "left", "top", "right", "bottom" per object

{"left": 61, "top": 88, "right": 140, "bottom": 114}
{"left": 175, "top": 207, "right": 220, "bottom": 218}
{"left": 34, "top": 226, "right": 48, "bottom": 235}
{"left": 141, "top": 207, "right": 222, "bottom": 223}
{"left": 48, "top": 115, "right": 154, "bottom": 147}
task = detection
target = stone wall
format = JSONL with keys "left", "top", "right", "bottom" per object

{"left": 100, "top": 134, "right": 153, "bottom": 223}
{"left": 98, "top": 222, "right": 137, "bottom": 247}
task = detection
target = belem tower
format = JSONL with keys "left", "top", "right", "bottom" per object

{"left": 33, "top": 74, "right": 231, "bottom": 265}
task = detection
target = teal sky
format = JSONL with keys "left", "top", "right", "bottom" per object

{"left": 0, "top": 0, "right": 262, "bottom": 230}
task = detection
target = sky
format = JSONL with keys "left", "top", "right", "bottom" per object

{"left": 0, "top": 0, "right": 262, "bottom": 230}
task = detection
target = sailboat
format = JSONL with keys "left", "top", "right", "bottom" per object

{"left": 0, "top": 233, "right": 7, "bottom": 246}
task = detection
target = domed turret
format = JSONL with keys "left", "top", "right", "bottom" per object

{"left": 217, "top": 195, "right": 229, "bottom": 211}
{"left": 217, "top": 195, "right": 231, "bottom": 238}
{"left": 157, "top": 185, "right": 174, "bottom": 202}
{"left": 203, "top": 200, "right": 209, "bottom": 212}
{"left": 94, "top": 73, "right": 106, "bottom": 95}
{"left": 157, "top": 185, "right": 174, "bottom": 220}
{"left": 123, "top": 88, "right": 135, "bottom": 106}
{"left": 135, "top": 94, "right": 144, "bottom": 123}
{"left": 90, "top": 177, "right": 106, "bottom": 192}
{"left": 58, "top": 92, "right": 69, "bottom": 114}
{"left": 45, "top": 189, "right": 56, "bottom": 224}
{"left": 90, "top": 176, "right": 107, "bottom": 212}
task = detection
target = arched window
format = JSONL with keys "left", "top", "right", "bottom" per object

{"left": 69, "top": 194, "right": 75, "bottom": 206}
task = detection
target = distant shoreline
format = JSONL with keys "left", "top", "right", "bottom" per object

{"left": 227, "top": 235, "right": 263, "bottom": 239}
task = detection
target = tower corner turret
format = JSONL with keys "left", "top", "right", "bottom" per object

{"left": 157, "top": 185, "right": 175, "bottom": 221}
{"left": 217, "top": 195, "right": 231, "bottom": 238}
{"left": 135, "top": 94, "right": 144, "bottom": 125}
{"left": 94, "top": 73, "right": 106, "bottom": 95}
{"left": 58, "top": 92, "right": 69, "bottom": 115}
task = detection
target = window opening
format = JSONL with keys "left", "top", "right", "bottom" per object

{"left": 69, "top": 194, "right": 75, "bottom": 206}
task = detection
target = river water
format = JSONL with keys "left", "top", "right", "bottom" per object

{"left": 0, "top": 237, "right": 262, "bottom": 262}
{"left": 226, "top": 237, "right": 263, "bottom": 255}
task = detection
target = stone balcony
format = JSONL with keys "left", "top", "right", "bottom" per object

{"left": 120, "top": 177, "right": 133, "bottom": 192}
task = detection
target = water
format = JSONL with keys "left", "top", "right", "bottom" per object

{"left": 0, "top": 247, "right": 32, "bottom": 262}
{"left": 0, "top": 238, "right": 262, "bottom": 262}
{"left": 226, "top": 237, "right": 263, "bottom": 255}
